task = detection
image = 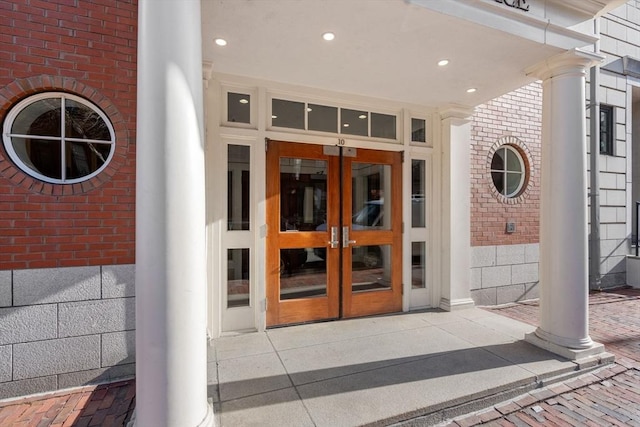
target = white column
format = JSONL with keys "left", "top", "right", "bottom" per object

{"left": 135, "top": 0, "right": 213, "bottom": 426}
{"left": 439, "top": 106, "right": 475, "bottom": 311}
{"left": 525, "top": 49, "right": 607, "bottom": 359}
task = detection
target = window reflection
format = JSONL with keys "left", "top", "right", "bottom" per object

{"left": 412, "top": 242, "right": 425, "bottom": 289}
{"left": 272, "top": 99, "right": 305, "bottom": 129}
{"left": 227, "top": 248, "right": 250, "bottom": 307}
{"left": 352, "top": 163, "right": 390, "bottom": 230}
{"left": 228, "top": 145, "right": 250, "bottom": 230}
{"left": 280, "top": 248, "right": 327, "bottom": 300}
{"left": 279, "top": 158, "right": 327, "bottom": 232}
{"left": 371, "top": 112, "right": 396, "bottom": 139}
{"left": 411, "top": 160, "right": 425, "bottom": 228}
{"left": 227, "top": 92, "right": 251, "bottom": 124}
{"left": 351, "top": 244, "right": 392, "bottom": 293}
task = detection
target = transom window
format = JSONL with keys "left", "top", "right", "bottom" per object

{"left": 2, "top": 92, "right": 115, "bottom": 184}
{"left": 270, "top": 98, "right": 397, "bottom": 140}
{"left": 490, "top": 145, "right": 526, "bottom": 198}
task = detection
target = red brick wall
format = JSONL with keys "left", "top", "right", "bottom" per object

{"left": 0, "top": 0, "right": 137, "bottom": 269}
{"left": 470, "top": 82, "right": 541, "bottom": 246}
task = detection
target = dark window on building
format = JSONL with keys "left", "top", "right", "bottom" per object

{"left": 600, "top": 104, "right": 614, "bottom": 155}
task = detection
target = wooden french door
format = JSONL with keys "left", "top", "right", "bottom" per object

{"left": 266, "top": 141, "right": 402, "bottom": 326}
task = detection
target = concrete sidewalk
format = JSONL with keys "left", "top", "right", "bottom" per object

{"left": 208, "top": 308, "right": 611, "bottom": 426}
{"left": 445, "top": 288, "right": 640, "bottom": 427}
{"left": 3, "top": 289, "right": 637, "bottom": 426}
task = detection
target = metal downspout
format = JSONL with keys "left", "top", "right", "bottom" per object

{"left": 589, "top": 19, "right": 602, "bottom": 290}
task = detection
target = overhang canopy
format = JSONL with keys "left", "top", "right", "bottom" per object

{"left": 201, "top": 0, "right": 626, "bottom": 108}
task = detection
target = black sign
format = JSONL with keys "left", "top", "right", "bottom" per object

{"left": 494, "top": 0, "right": 530, "bottom": 12}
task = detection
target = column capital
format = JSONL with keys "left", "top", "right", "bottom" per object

{"left": 202, "top": 61, "right": 213, "bottom": 87}
{"left": 526, "top": 48, "right": 605, "bottom": 80}
{"left": 437, "top": 104, "right": 475, "bottom": 123}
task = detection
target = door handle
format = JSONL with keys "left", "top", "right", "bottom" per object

{"left": 342, "top": 226, "right": 356, "bottom": 248}
{"left": 328, "top": 226, "right": 339, "bottom": 248}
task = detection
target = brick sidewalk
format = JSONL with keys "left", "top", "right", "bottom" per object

{"left": 0, "top": 288, "right": 637, "bottom": 426}
{"left": 0, "top": 379, "right": 134, "bottom": 427}
{"left": 448, "top": 287, "right": 640, "bottom": 427}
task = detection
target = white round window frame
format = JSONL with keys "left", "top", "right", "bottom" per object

{"left": 2, "top": 92, "right": 116, "bottom": 185}
{"left": 486, "top": 136, "right": 532, "bottom": 204}
{"left": 491, "top": 145, "right": 525, "bottom": 198}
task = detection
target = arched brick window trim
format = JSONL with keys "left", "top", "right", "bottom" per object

{"left": 486, "top": 135, "right": 533, "bottom": 204}
{"left": 0, "top": 75, "right": 130, "bottom": 195}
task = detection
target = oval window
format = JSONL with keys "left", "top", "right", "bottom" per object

{"left": 490, "top": 145, "right": 526, "bottom": 198}
{"left": 2, "top": 92, "right": 115, "bottom": 184}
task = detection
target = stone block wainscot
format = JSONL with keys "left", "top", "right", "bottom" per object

{"left": 470, "top": 244, "right": 539, "bottom": 306}
{"left": 0, "top": 265, "right": 135, "bottom": 400}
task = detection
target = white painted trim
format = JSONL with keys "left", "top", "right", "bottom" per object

{"left": 207, "top": 74, "right": 438, "bottom": 333}
{"left": 409, "top": 0, "right": 599, "bottom": 49}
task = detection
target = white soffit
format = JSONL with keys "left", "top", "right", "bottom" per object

{"left": 201, "top": 0, "right": 602, "bottom": 108}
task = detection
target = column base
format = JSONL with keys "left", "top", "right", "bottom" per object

{"left": 127, "top": 399, "right": 215, "bottom": 427}
{"left": 525, "top": 330, "right": 612, "bottom": 363}
{"left": 439, "top": 297, "right": 475, "bottom": 311}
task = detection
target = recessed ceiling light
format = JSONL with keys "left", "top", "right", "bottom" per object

{"left": 214, "top": 38, "right": 227, "bottom": 46}
{"left": 358, "top": 114, "right": 367, "bottom": 119}
{"left": 272, "top": 115, "right": 277, "bottom": 119}
{"left": 239, "top": 98, "right": 249, "bottom": 104}
{"left": 437, "top": 59, "right": 449, "bottom": 67}
{"left": 322, "top": 32, "right": 335, "bottom": 41}
{"left": 307, "top": 107, "right": 313, "bottom": 112}
{"left": 343, "top": 123, "right": 350, "bottom": 127}
{"left": 466, "top": 88, "right": 477, "bottom": 93}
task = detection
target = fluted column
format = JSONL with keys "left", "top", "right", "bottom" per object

{"left": 135, "top": 0, "right": 214, "bottom": 426}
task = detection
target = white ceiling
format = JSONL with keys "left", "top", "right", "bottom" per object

{"left": 201, "top": 0, "right": 578, "bottom": 108}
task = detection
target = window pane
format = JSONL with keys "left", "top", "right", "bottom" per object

{"left": 280, "top": 248, "right": 326, "bottom": 299}
{"left": 228, "top": 145, "right": 250, "bottom": 230}
{"left": 506, "top": 148, "right": 521, "bottom": 172}
{"left": 66, "top": 141, "right": 111, "bottom": 179}
{"left": 506, "top": 172, "right": 522, "bottom": 196}
{"left": 411, "top": 160, "right": 425, "bottom": 228}
{"left": 65, "top": 99, "right": 110, "bottom": 140}
{"left": 227, "top": 248, "right": 250, "bottom": 308}
{"left": 352, "top": 163, "right": 390, "bottom": 230}
{"left": 280, "top": 158, "right": 327, "bottom": 231}
{"left": 12, "top": 98, "right": 61, "bottom": 137}
{"left": 341, "top": 108, "right": 368, "bottom": 136}
{"left": 12, "top": 137, "right": 62, "bottom": 179}
{"left": 308, "top": 104, "right": 337, "bottom": 133}
{"left": 412, "top": 242, "right": 425, "bottom": 289}
{"left": 351, "top": 244, "right": 391, "bottom": 292}
{"left": 491, "top": 148, "right": 505, "bottom": 171}
{"left": 371, "top": 112, "right": 396, "bottom": 139}
{"left": 227, "top": 92, "right": 251, "bottom": 124}
{"left": 600, "top": 105, "right": 613, "bottom": 155}
{"left": 491, "top": 171, "right": 504, "bottom": 194}
{"left": 272, "top": 99, "right": 305, "bottom": 129}
{"left": 411, "top": 118, "right": 426, "bottom": 142}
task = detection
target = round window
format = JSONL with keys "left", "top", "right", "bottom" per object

{"left": 490, "top": 145, "right": 526, "bottom": 198}
{"left": 2, "top": 92, "right": 115, "bottom": 184}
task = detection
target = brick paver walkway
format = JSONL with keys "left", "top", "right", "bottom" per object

{"left": 0, "top": 288, "right": 637, "bottom": 426}
{"left": 448, "top": 287, "right": 640, "bottom": 427}
{"left": 0, "top": 379, "right": 134, "bottom": 427}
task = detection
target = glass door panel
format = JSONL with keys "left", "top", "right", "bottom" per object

{"left": 342, "top": 149, "right": 402, "bottom": 318}
{"left": 266, "top": 142, "right": 339, "bottom": 326}
{"left": 266, "top": 141, "right": 401, "bottom": 326}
